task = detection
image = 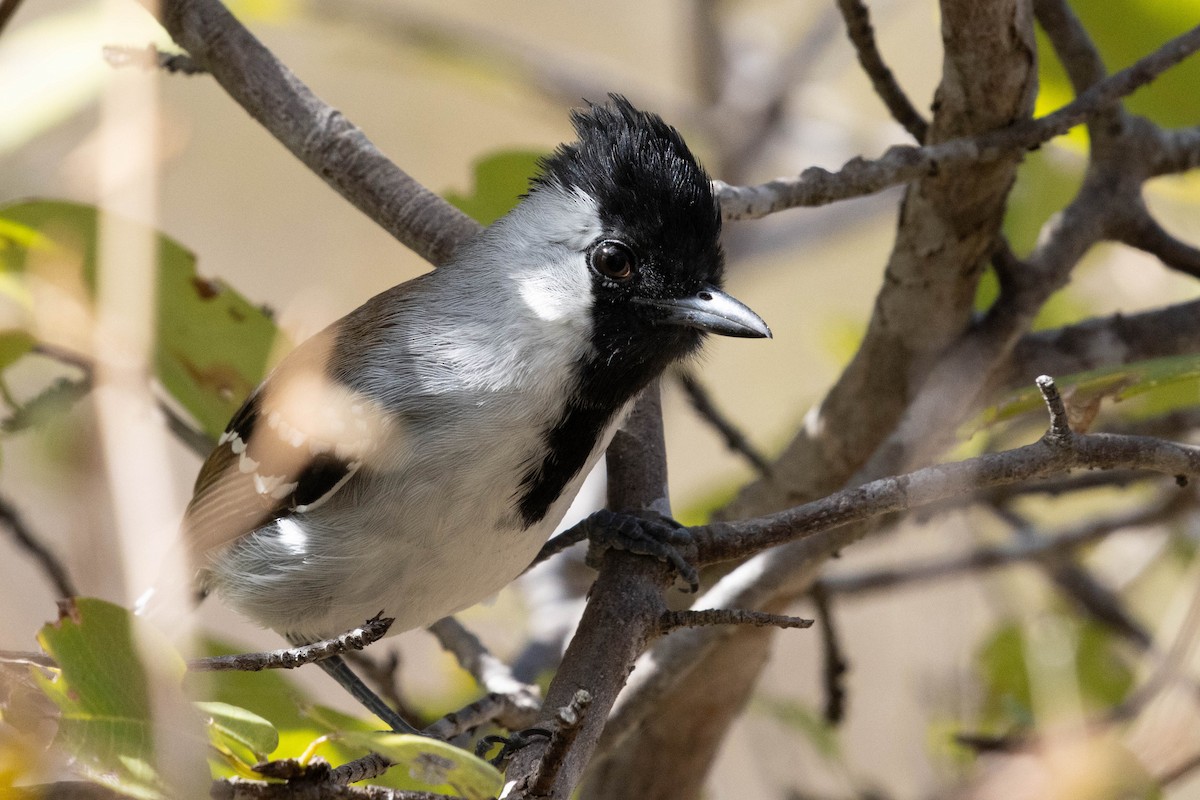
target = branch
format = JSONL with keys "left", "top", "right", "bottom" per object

{"left": 425, "top": 618, "right": 540, "bottom": 728}
{"left": 659, "top": 609, "right": 812, "bottom": 633}
{"left": 673, "top": 368, "right": 772, "bottom": 476}
{"left": 504, "top": 383, "right": 675, "bottom": 799}
{"left": 835, "top": 0, "right": 929, "bottom": 141}
{"left": 811, "top": 585, "right": 848, "bottom": 725}
{"left": 0, "top": 495, "right": 77, "bottom": 599}
{"left": 188, "top": 615, "right": 392, "bottom": 672}
{"left": 1152, "top": 124, "right": 1200, "bottom": 175}
{"left": 716, "top": 21, "right": 1200, "bottom": 220}
{"left": 1119, "top": 208, "right": 1200, "bottom": 279}
{"left": 0, "top": 0, "right": 24, "bottom": 37}
{"left": 817, "top": 489, "right": 1190, "bottom": 595}
{"left": 991, "top": 505, "right": 1153, "bottom": 647}
{"left": 694, "top": 421, "right": 1200, "bottom": 567}
{"left": 1001, "top": 299, "right": 1200, "bottom": 392}
{"left": 152, "top": 0, "right": 480, "bottom": 266}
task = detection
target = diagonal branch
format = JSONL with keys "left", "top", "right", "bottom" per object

{"left": 835, "top": 0, "right": 929, "bottom": 141}
{"left": 0, "top": 495, "right": 77, "bottom": 599}
{"left": 151, "top": 0, "right": 480, "bottom": 266}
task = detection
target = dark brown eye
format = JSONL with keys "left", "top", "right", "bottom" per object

{"left": 590, "top": 240, "right": 636, "bottom": 281}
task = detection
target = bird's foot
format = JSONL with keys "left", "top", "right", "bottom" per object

{"left": 579, "top": 508, "right": 699, "bottom": 592}
{"left": 475, "top": 727, "right": 553, "bottom": 766}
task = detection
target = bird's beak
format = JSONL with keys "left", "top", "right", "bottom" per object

{"left": 638, "top": 284, "right": 772, "bottom": 339}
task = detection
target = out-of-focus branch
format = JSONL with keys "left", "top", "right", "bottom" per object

{"left": 835, "top": 0, "right": 929, "bottom": 141}
{"left": 151, "top": 0, "right": 481, "bottom": 267}
{"left": 0, "top": 0, "right": 26, "bottom": 37}
{"left": 992, "top": 505, "right": 1153, "bottom": 647}
{"left": 817, "top": 490, "right": 1190, "bottom": 596}
{"left": 673, "top": 368, "right": 772, "bottom": 476}
{"left": 1000, "top": 299, "right": 1200, "bottom": 392}
{"left": 426, "top": 617, "right": 540, "bottom": 729}
{"left": 0, "top": 495, "right": 77, "bottom": 599}
{"left": 716, "top": 21, "right": 1200, "bottom": 220}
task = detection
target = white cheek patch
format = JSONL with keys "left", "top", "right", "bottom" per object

{"left": 511, "top": 185, "right": 600, "bottom": 323}
{"left": 517, "top": 266, "right": 592, "bottom": 322}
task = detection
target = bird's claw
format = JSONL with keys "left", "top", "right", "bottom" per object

{"left": 581, "top": 509, "right": 700, "bottom": 592}
{"left": 475, "top": 727, "right": 553, "bottom": 766}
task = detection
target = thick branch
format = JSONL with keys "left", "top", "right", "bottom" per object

{"left": 504, "top": 384, "right": 675, "bottom": 799}
{"left": 153, "top": 0, "right": 480, "bottom": 266}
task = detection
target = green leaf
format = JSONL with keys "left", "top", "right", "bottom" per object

{"left": 195, "top": 701, "right": 279, "bottom": 764}
{"left": 340, "top": 730, "right": 504, "bottom": 800}
{"left": 973, "top": 353, "right": 1200, "bottom": 434}
{"left": 444, "top": 150, "right": 545, "bottom": 225}
{"left": 0, "top": 200, "right": 282, "bottom": 438}
{"left": 975, "top": 617, "right": 1134, "bottom": 731}
{"left": 750, "top": 696, "right": 841, "bottom": 759}
{"left": 34, "top": 598, "right": 196, "bottom": 799}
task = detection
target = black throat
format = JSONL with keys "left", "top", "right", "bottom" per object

{"left": 514, "top": 302, "right": 700, "bottom": 528}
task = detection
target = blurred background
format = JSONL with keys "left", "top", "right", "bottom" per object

{"left": 2, "top": 0, "right": 1200, "bottom": 797}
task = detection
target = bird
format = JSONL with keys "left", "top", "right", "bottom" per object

{"left": 176, "top": 94, "right": 771, "bottom": 733}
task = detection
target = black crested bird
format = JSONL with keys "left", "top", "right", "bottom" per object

{"left": 171, "top": 95, "right": 770, "bottom": 733}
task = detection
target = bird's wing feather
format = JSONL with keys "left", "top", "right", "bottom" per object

{"left": 182, "top": 326, "right": 392, "bottom": 563}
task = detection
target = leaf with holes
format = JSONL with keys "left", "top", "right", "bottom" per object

{"left": 0, "top": 200, "right": 283, "bottom": 438}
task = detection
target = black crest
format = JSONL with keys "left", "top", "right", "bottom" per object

{"left": 534, "top": 94, "right": 723, "bottom": 278}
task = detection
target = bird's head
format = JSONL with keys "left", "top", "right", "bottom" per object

{"left": 512, "top": 95, "right": 769, "bottom": 397}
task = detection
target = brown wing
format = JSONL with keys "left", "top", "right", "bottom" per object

{"left": 181, "top": 327, "right": 393, "bottom": 564}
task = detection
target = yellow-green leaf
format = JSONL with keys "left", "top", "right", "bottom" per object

{"left": 196, "top": 701, "right": 279, "bottom": 764}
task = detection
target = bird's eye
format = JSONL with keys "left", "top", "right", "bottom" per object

{"left": 590, "top": 240, "right": 636, "bottom": 281}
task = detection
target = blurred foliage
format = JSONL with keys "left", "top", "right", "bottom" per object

{"left": 751, "top": 695, "right": 842, "bottom": 760}
{"left": 0, "top": 201, "right": 282, "bottom": 439}
{"left": 444, "top": 150, "right": 546, "bottom": 225}
{"left": 308, "top": 707, "right": 503, "bottom": 798}
{"left": 33, "top": 598, "right": 201, "bottom": 799}
{"left": 975, "top": 617, "right": 1134, "bottom": 731}
{"left": 27, "top": 604, "right": 499, "bottom": 797}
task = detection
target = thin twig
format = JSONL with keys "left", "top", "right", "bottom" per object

{"left": 659, "top": 609, "right": 812, "bottom": 632}
{"left": 817, "top": 490, "right": 1190, "bottom": 595}
{"left": 674, "top": 368, "right": 772, "bottom": 476}
{"left": 1036, "top": 374, "right": 1073, "bottom": 439}
{"left": 153, "top": 0, "right": 481, "bottom": 266}
{"left": 0, "top": 495, "right": 77, "bottom": 599}
{"left": 189, "top": 615, "right": 392, "bottom": 671}
{"left": 423, "top": 692, "right": 538, "bottom": 741}
{"left": 717, "top": 21, "right": 1200, "bottom": 219}
{"left": 1120, "top": 208, "right": 1200, "bottom": 279}
{"left": 835, "top": 0, "right": 929, "bottom": 141}
{"left": 692, "top": 424, "right": 1200, "bottom": 567}
{"left": 810, "top": 586, "right": 847, "bottom": 725}
{"left": 328, "top": 751, "right": 394, "bottom": 786}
